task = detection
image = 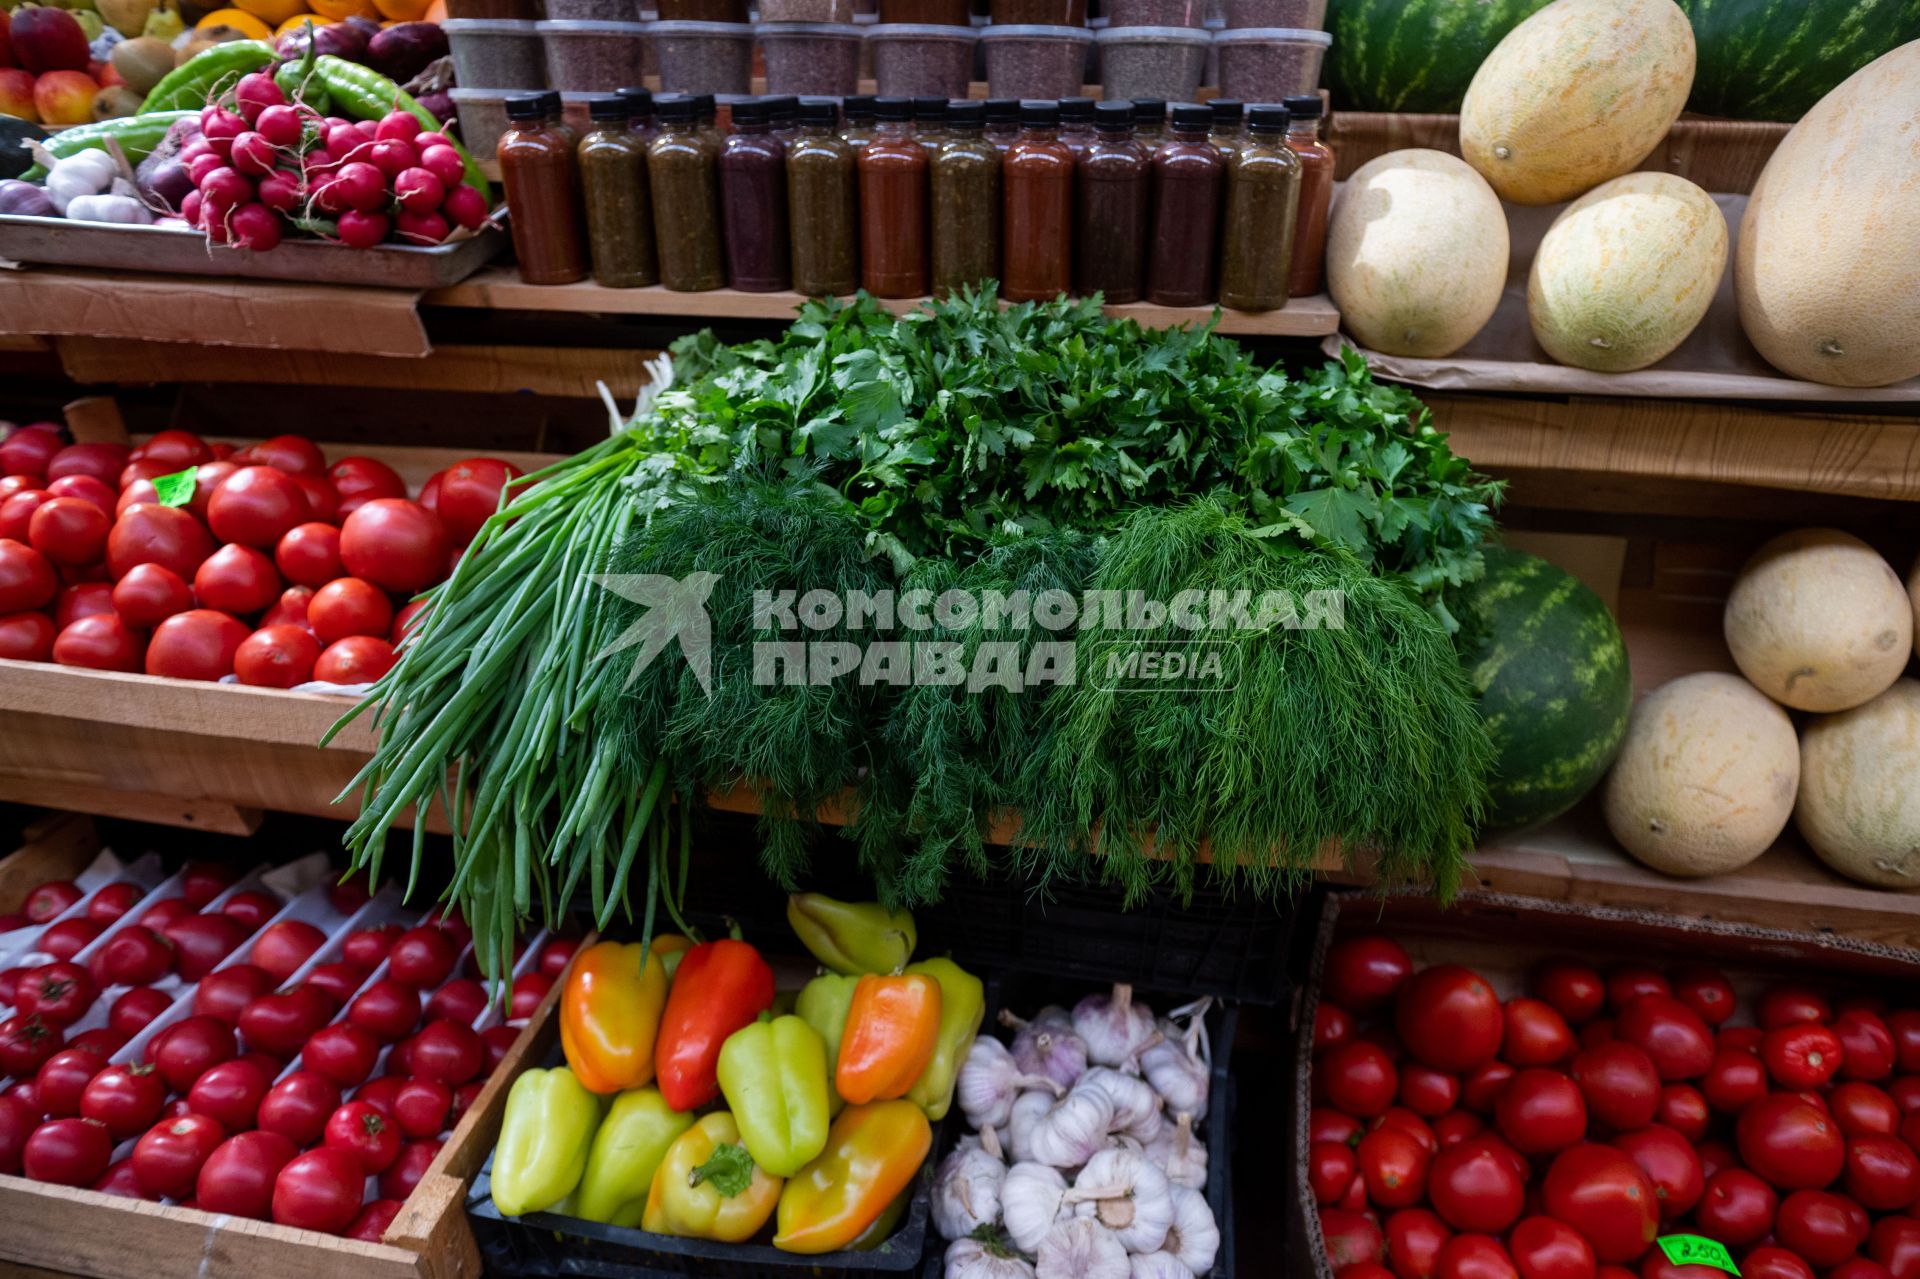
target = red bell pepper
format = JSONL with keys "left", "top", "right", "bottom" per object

{"left": 655, "top": 938, "right": 775, "bottom": 1111}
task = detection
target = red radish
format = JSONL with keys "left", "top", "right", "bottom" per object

{"left": 441, "top": 184, "right": 487, "bottom": 232}
{"left": 369, "top": 138, "right": 417, "bottom": 177}
{"left": 417, "top": 146, "right": 465, "bottom": 189}
{"left": 254, "top": 104, "right": 301, "bottom": 148}
{"left": 229, "top": 132, "right": 275, "bottom": 176}
{"left": 228, "top": 204, "right": 283, "bottom": 252}
{"left": 323, "top": 122, "right": 368, "bottom": 161}
{"left": 337, "top": 209, "right": 389, "bottom": 249}
{"left": 332, "top": 161, "right": 387, "bottom": 213}
{"left": 199, "top": 167, "right": 252, "bottom": 213}
{"left": 232, "top": 72, "right": 284, "bottom": 122}
{"left": 374, "top": 111, "right": 421, "bottom": 142}
{"left": 257, "top": 172, "right": 300, "bottom": 214}
{"left": 394, "top": 210, "right": 449, "bottom": 246}
{"left": 393, "top": 167, "right": 443, "bottom": 214}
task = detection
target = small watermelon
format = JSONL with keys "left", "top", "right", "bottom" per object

{"left": 1326, "top": 0, "right": 1555, "bottom": 113}
{"left": 1675, "top": 0, "right": 1920, "bottom": 121}
{"left": 1453, "top": 546, "right": 1633, "bottom": 833}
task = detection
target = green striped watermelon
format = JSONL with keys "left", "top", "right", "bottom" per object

{"left": 1326, "top": 0, "right": 1555, "bottom": 113}
{"left": 1676, "top": 0, "right": 1920, "bottom": 121}
{"left": 1453, "top": 547, "right": 1632, "bottom": 833}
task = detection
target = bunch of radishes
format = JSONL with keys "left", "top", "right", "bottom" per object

{"left": 176, "top": 70, "right": 488, "bottom": 253}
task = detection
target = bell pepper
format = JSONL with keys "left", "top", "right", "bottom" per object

{"left": 716, "top": 1015, "right": 831, "bottom": 1177}
{"left": 772, "top": 1100, "right": 933, "bottom": 1255}
{"left": 655, "top": 937, "right": 775, "bottom": 1112}
{"left": 797, "top": 973, "right": 858, "bottom": 1116}
{"left": 641, "top": 1111, "right": 783, "bottom": 1243}
{"left": 561, "top": 937, "right": 682, "bottom": 1094}
{"left": 573, "top": 1087, "right": 695, "bottom": 1228}
{"left": 491, "top": 1065, "right": 599, "bottom": 1218}
{"left": 903, "top": 957, "right": 986, "bottom": 1121}
{"left": 835, "top": 973, "right": 942, "bottom": 1105}
{"left": 787, "top": 893, "right": 917, "bottom": 975}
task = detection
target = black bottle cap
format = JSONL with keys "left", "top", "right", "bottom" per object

{"left": 505, "top": 93, "right": 547, "bottom": 122}
{"left": 765, "top": 94, "right": 799, "bottom": 120}
{"left": 798, "top": 97, "right": 840, "bottom": 126}
{"left": 656, "top": 95, "right": 696, "bottom": 123}
{"left": 586, "top": 93, "right": 630, "bottom": 122}
{"left": 1247, "top": 104, "right": 1290, "bottom": 131}
{"left": 1093, "top": 101, "right": 1132, "bottom": 131}
{"left": 983, "top": 98, "right": 1020, "bottom": 122}
{"left": 874, "top": 96, "right": 912, "bottom": 122}
{"left": 1283, "top": 94, "right": 1322, "bottom": 118}
{"left": 1059, "top": 96, "right": 1095, "bottom": 123}
{"left": 1128, "top": 98, "right": 1165, "bottom": 124}
{"left": 947, "top": 100, "right": 986, "bottom": 129}
{"left": 1169, "top": 104, "right": 1211, "bottom": 129}
{"left": 615, "top": 86, "right": 653, "bottom": 115}
{"left": 731, "top": 98, "right": 771, "bottom": 125}
{"left": 1209, "top": 98, "right": 1243, "bottom": 124}
{"left": 913, "top": 96, "right": 948, "bottom": 122}
{"left": 690, "top": 93, "right": 716, "bottom": 120}
{"left": 1019, "top": 99, "right": 1060, "bottom": 127}
{"left": 844, "top": 94, "right": 877, "bottom": 120}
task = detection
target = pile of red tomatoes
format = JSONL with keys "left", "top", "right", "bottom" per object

{"left": 0, "top": 423, "right": 519, "bottom": 685}
{"left": 1311, "top": 935, "right": 1920, "bottom": 1279}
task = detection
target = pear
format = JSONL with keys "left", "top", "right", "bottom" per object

{"left": 97, "top": 0, "right": 155, "bottom": 36}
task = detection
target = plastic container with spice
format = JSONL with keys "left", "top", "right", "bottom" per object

{"left": 980, "top": 24, "right": 1091, "bottom": 99}
{"left": 1217, "top": 102, "right": 1299, "bottom": 311}
{"left": 990, "top": 0, "right": 1084, "bottom": 24}
{"left": 447, "top": 0, "right": 537, "bottom": 19}
{"left": 647, "top": 94, "right": 726, "bottom": 291}
{"left": 1282, "top": 92, "right": 1331, "bottom": 297}
{"left": 787, "top": 98, "right": 859, "bottom": 296}
{"left": 718, "top": 97, "right": 793, "bottom": 291}
{"left": 651, "top": 19, "right": 755, "bottom": 92}
{"left": 929, "top": 99, "right": 1000, "bottom": 297}
{"left": 444, "top": 19, "right": 546, "bottom": 90}
{"left": 656, "top": 0, "right": 747, "bottom": 17}
{"left": 867, "top": 23, "right": 977, "bottom": 96}
{"left": 538, "top": 20, "right": 648, "bottom": 91}
{"left": 1104, "top": 0, "right": 1204, "bottom": 25}
{"left": 543, "top": 0, "right": 639, "bottom": 20}
{"left": 1095, "top": 25, "right": 1208, "bottom": 101}
{"left": 759, "top": 0, "right": 855, "bottom": 17}
{"left": 1146, "top": 101, "right": 1222, "bottom": 307}
{"left": 758, "top": 22, "right": 863, "bottom": 94}
{"left": 1221, "top": 0, "right": 1324, "bottom": 28}
{"left": 875, "top": 0, "right": 968, "bottom": 24}
{"left": 1073, "top": 99, "right": 1148, "bottom": 303}
{"left": 578, "top": 93, "right": 659, "bottom": 287}
{"left": 449, "top": 87, "right": 513, "bottom": 159}
{"left": 1211, "top": 26, "right": 1330, "bottom": 100}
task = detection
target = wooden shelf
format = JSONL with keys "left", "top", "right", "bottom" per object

{"left": 423, "top": 268, "right": 1343, "bottom": 337}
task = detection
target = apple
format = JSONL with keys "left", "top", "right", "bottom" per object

{"left": 0, "top": 68, "right": 35, "bottom": 121}
{"left": 9, "top": 7, "right": 89, "bottom": 74}
{"left": 0, "top": 11, "right": 15, "bottom": 70}
{"left": 33, "top": 69, "right": 97, "bottom": 126}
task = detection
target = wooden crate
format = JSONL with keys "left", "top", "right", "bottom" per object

{"left": 0, "top": 813, "right": 101, "bottom": 911}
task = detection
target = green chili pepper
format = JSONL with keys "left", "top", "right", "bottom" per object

{"left": 20, "top": 111, "right": 198, "bottom": 180}
{"left": 141, "top": 41, "right": 274, "bottom": 113}
{"left": 312, "top": 55, "right": 491, "bottom": 202}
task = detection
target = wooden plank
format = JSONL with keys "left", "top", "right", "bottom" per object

{"left": 61, "top": 396, "right": 129, "bottom": 445}
{"left": 0, "top": 661, "right": 369, "bottom": 751}
{"left": 0, "top": 778, "right": 263, "bottom": 835}
{"left": 425, "top": 268, "right": 1343, "bottom": 338}
{"left": 0, "top": 816, "right": 101, "bottom": 913}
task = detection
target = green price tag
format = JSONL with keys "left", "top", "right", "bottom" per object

{"left": 1659, "top": 1235, "right": 1739, "bottom": 1274}
{"left": 151, "top": 467, "right": 197, "bottom": 508}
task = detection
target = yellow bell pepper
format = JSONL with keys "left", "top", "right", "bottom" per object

{"left": 835, "top": 973, "right": 942, "bottom": 1105}
{"left": 573, "top": 1088, "right": 694, "bottom": 1228}
{"left": 560, "top": 936, "right": 684, "bottom": 1095}
{"left": 904, "top": 957, "right": 985, "bottom": 1121}
{"left": 642, "top": 1111, "right": 782, "bottom": 1243}
{"left": 787, "top": 893, "right": 917, "bottom": 975}
{"left": 717, "top": 1015, "right": 832, "bottom": 1178}
{"left": 773, "top": 1100, "right": 932, "bottom": 1254}
{"left": 491, "top": 1066, "right": 599, "bottom": 1218}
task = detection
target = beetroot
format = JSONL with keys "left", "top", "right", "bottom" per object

{"left": 414, "top": 91, "right": 454, "bottom": 125}
{"left": 368, "top": 23, "right": 447, "bottom": 85}
{"left": 135, "top": 118, "right": 203, "bottom": 212}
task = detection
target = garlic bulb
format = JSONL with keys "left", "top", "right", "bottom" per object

{"left": 1036, "top": 1217, "right": 1130, "bottom": 1279}
{"left": 1139, "top": 999, "right": 1211, "bottom": 1118}
{"left": 933, "top": 1138, "right": 1007, "bottom": 1240}
{"left": 1008, "top": 1089, "right": 1058, "bottom": 1164}
{"left": 1028, "top": 1088, "right": 1114, "bottom": 1169}
{"left": 1077, "top": 1067, "right": 1163, "bottom": 1143}
{"left": 1064, "top": 1148, "right": 1174, "bottom": 1254}
{"left": 1002, "top": 1162, "right": 1070, "bottom": 1253}
{"left": 1072, "top": 985, "right": 1158, "bottom": 1068}
{"left": 1144, "top": 1113, "right": 1208, "bottom": 1190}
{"left": 1130, "top": 1255, "right": 1196, "bottom": 1279}
{"left": 1005, "top": 1008, "right": 1090, "bottom": 1089}
{"left": 1162, "top": 1184, "right": 1219, "bottom": 1275}
{"left": 961, "top": 1035, "right": 1066, "bottom": 1130}
{"left": 946, "top": 1236, "right": 1038, "bottom": 1279}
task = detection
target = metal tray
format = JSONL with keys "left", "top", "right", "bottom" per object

{"left": 0, "top": 214, "right": 505, "bottom": 289}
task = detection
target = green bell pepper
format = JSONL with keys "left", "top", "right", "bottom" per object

{"left": 716, "top": 1015, "right": 832, "bottom": 1178}
{"left": 787, "top": 893, "right": 916, "bottom": 975}
{"left": 573, "top": 1088, "right": 694, "bottom": 1228}
{"left": 796, "top": 973, "right": 859, "bottom": 1116}
{"left": 903, "top": 957, "right": 985, "bottom": 1121}
{"left": 491, "top": 1065, "right": 599, "bottom": 1217}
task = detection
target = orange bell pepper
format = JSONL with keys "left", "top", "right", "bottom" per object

{"left": 559, "top": 936, "right": 687, "bottom": 1094}
{"left": 772, "top": 1100, "right": 932, "bottom": 1254}
{"left": 833, "top": 973, "right": 942, "bottom": 1105}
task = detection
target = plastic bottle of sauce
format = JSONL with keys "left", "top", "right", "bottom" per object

{"left": 578, "top": 93, "right": 658, "bottom": 288}
{"left": 1130, "top": 98, "right": 1166, "bottom": 147}
{"left": 1145, "top": 103, "right": 1223, "bottom": 307}
{"left": 692, "top": 93, "right": 724, "bottom": 153}
{"left": 765, "top": 94, "right": 801, "bottom": 144}
{"left": 1207, "top": 98, "right": 1244, "bottom": 161}
{"left": 718, "top": 98, "right": 792, "bottom": 292}
{"left": 788, "top": 98, "right": 859, "bottom": 297}
{"left": 842, "top": 94, "right": 878, "bottom": 149}
{"left": 1283, "top": 93, "right": 1334, "bottom": 297}
{"left": 1073, "top": 100, "right": 1148, "bottom": 303}
{"left": 1058, "top": 97, "right": 1096, "bottom": 157}
{"left": 1001, "top": 99, "right": 1074, "bottom": 303}
{"left": 537, "top": 89, "right": 580, "bottom": 149}
{"left": 931, "top": 100, "right": 1001, "bottom": 297}
{"left": 857, "top": 96, "right": 930, "bottom": 298}
{"left": 499, "top": 92, "right": 588, "bottom": 286}
{"left": 983, "top": 99, "right": 1021, "bottom": 152}
{"left": 913, "top": 97, "right": 951, "bottom": 154}
{"left": 647, "top": 94, "right": 725, "bottom": 292}
{"left": 616, "top": 85, "right": 658, "bottom": 144}
{"left": 1219, "top": 103, "right": 1299, "bottom": 312}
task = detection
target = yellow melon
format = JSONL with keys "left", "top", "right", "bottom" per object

{"left": 1735, "top": 42, "right": 1920, "bottom": 388}
{"left": 1724, "top": 528, "right": 1911, "bottom": 713}
{"left": 1459, "top": 0, "right": 1695, "bottom": 206}
{"left": 1325, "top": 149, "right": 1509, "bottom": 358}
{"left": 1528, "top": 172, "right": 1727, "bottom": 372}
{"left": 1796, "top": 680, "right": 1920, "bottom": 889}
{"left": 1911, "top": 553, "right": 1920, "bottom": 661}
{"left": 1602, "top": 672, "right": 1800, "bottom": 878}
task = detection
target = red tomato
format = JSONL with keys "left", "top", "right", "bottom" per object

{"left": 259, "top": 584, "right": 313, "bottom": 630}
{"left": 0, "top": 426, "right": 63, "bottom": 478}
{"left": 1398, "top": 967, "right": 1504, "bottom": 1074}
{"left": 1833, "top": 1262, "right": 1895, "bottom": 1279}
{"left": 408, "top": 1019, "right": 483, "bottom": 1086}
{"left": 179, "top": 862, "right": 236, "bottom": 908}
{"left": 348, "top": 1198, "right": 406, "bottom": 1244}
{"left": 327, "top": 871, "right": 372, "bottom": 916}
{"left": 1504, "top": 998, "right": 1575, "bottom": 1068}
{"left": 1428, "top": 1138, "right": 1526, "bottom": 1234}
{"left": 214, "top": 890, "right": 277, "bottom": 932}
{"left": 101, "top": 925, "right": 174, "bottom": 985}
{"left": 0, "top": 610, "right": 55, "bottom": 660}
{"left": 391, "top": 926, "right": 459, "bottom": 989}
{"left": 1324, "top": 1040, "right": 1400, "bottom": 1118}
{"left": 47, "top": 474, "right": 115, "bottom": 518}
{"left": 193, "top": 544, "right": 281, "bottom": 616}
{"left": 1697, "top": 1168, "right": 1778, "bottom": 1247}
{"left": 0, "top": 538, "right": 57, "bottom": 614}
{"left": 342, "top": 924, "right": 402, "bottom": 969}
{"left": 110, "top": 562, "right": 192, "bottom": 627}
{"left": 1318, "top": 1003, "right": 1359, "bottom": 1056}
{"left": 186, "top": 1058, "right": 271, "bottom": 1133}
{"left": 327, "top": 457, "right": 408, "bottom": 513}
{"left": 1720, "top": 1026, "right": 1765, "bottom": 1053}
{"left": 305, "top": 963, "right": 367, "bottom": 1006}
{"left": 1889, "top": 1013, "right": 1920, "bottom": 1073}
{"left": 292, "top": 474, "right": 339, "bottom": 524}
{"left": 436, "top": 457, "right": 522, "bottom": 545}
{"left": 392, "top": 597, "right": 430, "bottom": 646}
{"left": 29, "top": 497, "right": 111, "bottom": 567}
{"left": 230, "top": 623, "right": 321, "bottom": 688}
{"left": 182, "top": 461, "right": 239, "bottom": 525}
{"left": 509, "top": 972, "right": 551, "bottom": 1020}
{"left": 1847, "top": 1135, "right": 1920, "bottom": 1211}
{"left": 23, "top": 1116, "right": 112, "bottom": 1186}
{"left": 1386, "top": 1208, "right": 1454, "bottom": 1279}
{"left": 135, "top": 430, "right": 215, "bottom": 471}
{"left": 1359, "top": 1125, "right": 1432, "bottom": 1209}
{"left": 0, "top": 1014, "right": 64, "bottom": 1076}
{"left": 1869, "top": 1216, "right": 1920, "bottom": 1279}
{"left": 1656, "top": 1084, "right": 1710, "bottom": 1142}
{"left": 1776, "top": 1189, "right": 1864, "bottom": 1267}
{"left": 80, "top": 1063, "right": 167, "bottom": 1139}
{"left": 1837, "top": 1010, "right": 1897, "bottom": 1082}
{"left": 107, "top": 503, "right": 215, "bottom": 581}
{"left": 47, "top": 443, "right": 129, "bottom": 488}
{"left": 354, "top": 1075, "right": 406, "bottom": 1117}
{"left": 0, "top": 491, "right": 52, "bottom": 544}
{"left": 208, "top": 467, "right": 310, "bottom": 549}
{"left": 109, "top": 987, "right": 173, "bottom": 1039}
{"left": 1613, "top": 1124, "right": 1704, "bottom": 1219}
{"left": 1462, "top": 1061, "right": 1516, "bottom": 1115}
{"left": 1833, "top": 1083, "right": 1902, "bottom": 1137}
{"left": 131, "top": 1113, "right": 226, "bottom": 1199}
{"left": 1433, "top": 1110, "right": 1484, "bottom": 1149}
{"left": 148, "top": 1015, "right": 238, "bottom": 1092}
{"left": 1509, "top": 1217, "right": 1595, "bottom": 1279}
{"left": 146, "top": 608, "right": 250, "bottom": 681}
{"left": 195, "top": 964, "right": 277, "bottom": 1025}
{"left": 242, "top": 436, "right": 325, "bottom": 478}
{"left": 423, "top": 908, "right": 471, "bottom": 946}
{"left": 387, "top": 1079, "right": 450, "bottom": 1144}
{"left": 198, "top": 1129, "right": 298, "bottom": 1220}
{"left": 1542, "top": 1144, "right": 1660, "bottom": 1264}
{"left": 1569, "top": 1041, "right": 1661, "bottom": 1132}
{"left": 1374, "top": 1107, "right": 1438, "bottom": 1154}
{"left": 1743, "top": 1247, "right": 1816, "bottom": 1279}
{"left": 274, "top": 523, "right": 344, "bottom": 588}
{"left": 36, "top": 1046, "right": 108, "bottom": 1117}
{"left": 1739, "top": 1094, "right": 1846, "bottom": 1190}
{"left": 304, "top": 1023, "right": 380, "bottom": 1088}
{"left": 1325, "top": 1208, "right": 1388, "bottom": 1269}
{"left": 162, "top": 912, "right": 250, "bottom": 980}
{"left": 536, "top": 939, "right": 578, "bottom": 980}
{"left": 1759, "top": 986, "right": 1833, "bottom": 1030}
{"left": 16, "top": 961, "right": 95, "bottom": 1027}
{"left": 251, "top": 919, "right": 326, "bottom": 982}
{"left": 1638, "top": 1258, "right": 1723, "bottom": 1279}
{"left": 52, "top": 613, "right": 144, "bottom": 672}
{"left": 1670, "top": 967, "right": 1736, "bottom": 1026}
{"left": 1764, "top": 1023, "right": 1845, "bottom": 1089}
{"left": 257, "top": 1071, "right": 343, "bottom": 1146}
{"left": 322, "top": 1099, "right": 400, "bottom": 1175}
{"left": 84, "top": 880, "right": 139, "bottom": 925}
{"left": 380, "top": 1137, "right": 442, "bottom": 1200}
{"left": 1437, "top": 1234, "right": 1518, "bottom": 1279}
{"left": 1606, "top": 968, "right": 1671, "bottom": 1012}
{"left": 1313, "top": 1107, "right": 1365, "bottom": 1146}
{"left": 339, "top": 499, "right": 448, "bottom": 595}
{"left": 480, "top": 1024, "right": 518, "bottom": 1073}
{"left": 309, "top": 576, "right": 393, "bottom": 644}
{"left": 315, "top": 634, "right": 395, "bottom": 684}
{"left": 1699, "top": 1048, "right": 1767, "bottom": 1115}
{"left": 1401, "top": 1064, "right": 1461, "bottom": 1117}
{"left": 36, "top": 916, "right": 101, "bottom": 960}
{"left": 238, "top": 986, "right": 337, "bottom": 1059}
{"left": 0, "top": 1092, "right": 37, "bottom": 1174}
{"left": 1615, "top": 995, "right": 1714, "bottom": 1082}
{"left": 1497, "top": 1069, "right": 1588, "bottom": 1155}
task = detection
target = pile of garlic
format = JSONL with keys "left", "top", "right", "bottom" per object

{"left": 933, "top": 985, "right": 1222, "bottom": 1279}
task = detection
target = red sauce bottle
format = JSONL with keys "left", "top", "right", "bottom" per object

{"left": 718, "top": 98, "right": 792, "bottom": 292}
{"left": 1146, "top": 103, "right": 1223, "bottom": 308}
{"left": 857, "top": 96, "right": 930, "bottom": 298}
{"left": 498, "top": 92, "right": 588, "bottom": 286}
{"left": 1284, "top": 94, "right": 1336, "bottom": 297}
{"left": 1002, "top": 99, "right": 1074, "bottom": 304}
